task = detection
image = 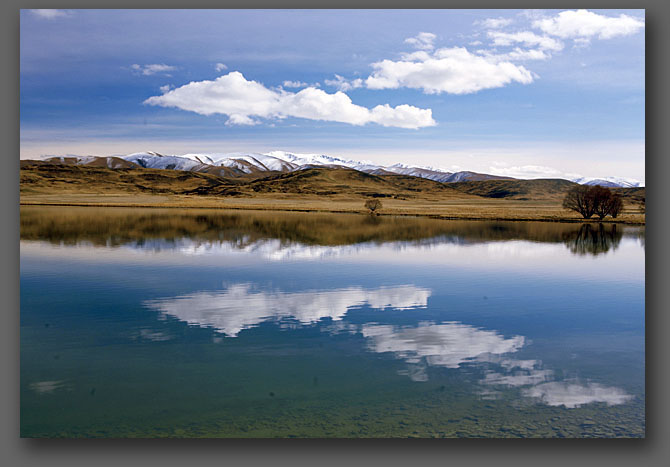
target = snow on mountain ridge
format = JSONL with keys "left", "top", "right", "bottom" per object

{"left": 570, "top": 176, "right": 643, "bottom": 188}
{"left": 114, "top": 151, "right": 642, "bottom": 187}
{"left": 266, "top": 150, "right": 377, "bottom": 171}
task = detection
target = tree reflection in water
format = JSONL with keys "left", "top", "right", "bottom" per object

{"left": 21, "top": 206, "right": 642, "bottom": 257}
{"left": 563, "top": 223, "right": 623, "bottom": 256}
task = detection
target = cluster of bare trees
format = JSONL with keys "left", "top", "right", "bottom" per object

{"left": 562, "top": 185, "right": 624, "bottom": 219}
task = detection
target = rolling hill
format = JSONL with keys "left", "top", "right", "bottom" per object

{"left": 24, "top": 150, "right": 643, "bottom": 188}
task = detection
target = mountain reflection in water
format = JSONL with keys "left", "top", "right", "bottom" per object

{"left": 20, "top": 206, "right": 643, "bottom": 258}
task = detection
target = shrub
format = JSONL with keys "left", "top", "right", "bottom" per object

{"left": 364, "top": 199, "right": 382, "bottom": 214}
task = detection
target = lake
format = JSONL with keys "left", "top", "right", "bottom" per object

{"left": 20, "top": 206, "right": 645, "bottom": 438}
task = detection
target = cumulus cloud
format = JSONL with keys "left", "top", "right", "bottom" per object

{"left": 214, "top": 62, "right": 228, "bottom": 72}
{"left": 144, "top": 71, "right": 435, "bottom": 128}
{"left": 477, "top": 17, "right": 513, "bottom": 29}
{"left": 159, "top": 84, "right": 173, "bottom": 94}
{"left": 365, "top": 47, "right": 534, "bottom": 95}
{"left": 534, "top": 9, "right": 644, "bottom": 40}
{"left": 30, "top": 9, "right": 69, "bottom": 19}
{"left": 324, "top": 74, "right": 364, "bottom": 92}
{"left": 488, "top": 30, "right": 564, "bottom": 51}
{"left": 131, "top": 63, "right": 177, "bottom": 76}
{"left": 282, "top": 80, "right": 308, "bottom": 88}
{"left": 477, "top": 47, "right": 551, "bottom": 62}
{"left": 404, "top": 32, "right": 437, "bottom": 50}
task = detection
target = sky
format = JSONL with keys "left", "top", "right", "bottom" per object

{"left": 20, "top": 9, "right": 645, "bottom": 182}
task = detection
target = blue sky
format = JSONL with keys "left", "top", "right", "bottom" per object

{"left": 20, "top": 9, "right": 645, "bottom": 181}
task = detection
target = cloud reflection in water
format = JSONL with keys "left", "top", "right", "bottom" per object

{"left": 361, "top": 322, "right": 525, "bottom": 370}
{"left": 144, "top": 283, "right": 430, "bottom": 337}
{"left": 145, "top": 282, "right": 633, "bottom": 408}
{"left": 523, "top": 382, "right": 633, "bottom": 408}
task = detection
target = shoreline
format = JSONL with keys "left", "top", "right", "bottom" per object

{"left": 19, "top": 200, "right": 646, "bottom": 225}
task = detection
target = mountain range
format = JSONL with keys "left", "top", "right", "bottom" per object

{"left": 36, "top": 150, "right": 644, "bottom": 188}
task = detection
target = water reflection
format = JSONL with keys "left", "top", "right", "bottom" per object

{"left": 28, "top": 380, "right": 70, "bottom": 395}
{"left": 523, "top": 382, "right": 633, "bottom": 408}
{"left": 144, "top": 284, "right": 430, "bottom": 337}
{"left": 20, "top": 206, "right": 644, "bottom": 436}
{"left": 361, "top": 322, "right": 525, "bottom": 370}
{"left": 563, "top": 224, "right": 622, "bottom": 256}
{"left": 145, "top": 282, "right": 632, "bottom": 409}
{"left": 357, "top": 322, "right": 632, "bottom": 408}
{"left": 21, "top": 206, "right": 644, "bottom": 259}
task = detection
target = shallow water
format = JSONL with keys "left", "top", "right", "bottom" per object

{"left": 20, "top": 206, "right": 645, "bottom": 438}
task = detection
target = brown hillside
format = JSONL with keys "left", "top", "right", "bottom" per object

{"left": 451, "top": 178, "right": 580, "bottom": 201}
{"left": 238, "top": 167, "right": 468, "bottom": 199}
{"left": 20, "top": 161, "right": 239, "bottom": 195}
{"left": 20, "top": 163, "right": 472, "bottom": 200}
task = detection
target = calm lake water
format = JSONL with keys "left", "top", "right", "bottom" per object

{"left": 20, "top": 206, "right": 645, "bottom": 438}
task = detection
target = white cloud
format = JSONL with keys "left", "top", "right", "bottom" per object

{"left": 478, "top": 47, "right": 550, "bottom": 62}
{"left": 365, "top": 47, "right": 534, "bottom": 95}
{"left": 214, "top": 62, "right": 228, "bottom": 72}
{"left": 477, "top": 17, "right": 513, "bottom": 29}
{"left": 144, "top": 71, "right": 435, "bottom": 129}
{"left": 30, "top": 9, "right": 69, "bottom": 19}
{"left": 488, "top": 164, "right": 582, "bottom": 180}
{"left": 404, "top": 32, "right": 437, "bottom": 50}
{"left": 282, "top": 80, "right": 308, "bottom": 88}
{"left": 488, "top": 31, "right": 564, "bottom": 51}
{"left": 324, "top": 74, "right": 364, "bottom": 92}
{"left": 159, "top": 84, "right": 173, "bottom": 94}
{"left": 534, "top": 9, "right": 644, "bottom": 40}
{"left": 573, "top": 37, "right": 592, "bottom": 48}
{"left": 144, "top": 283, "right": 430, "bottom": 337}
{"left": 523, "top": 382, "right": 633, "bottom": 408}
{"left": 131, "top": 63, "right": 177, "bottom": 76}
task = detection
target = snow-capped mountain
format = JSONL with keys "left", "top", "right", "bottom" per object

{"left": 112, "top": 151, "right": 515, "bottom": 184}
{"left": 570, "top": 176, "right": 644, "bottom": 188}
{"left": 39, "top": 150, "right": 642, "bottom": 187}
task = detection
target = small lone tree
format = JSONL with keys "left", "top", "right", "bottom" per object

{"left": 364, "top": 199, "right": 382, "bottom": 215}
{"left": 563, "top": 185, "right": 596, "bottom": 219}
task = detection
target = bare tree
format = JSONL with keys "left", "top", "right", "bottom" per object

{"left": 592, "top": 185, "right": 614, "bottom": 220}
{"left": 564, "top": 185, "right": 624, "bottom": 220}
{"left": 605, "top": 193, "right": 624, "bottom": 218}
{"left": 562, "top": 185, "right": 596, "bottom": 219}
{"left": 364, "top": 199, "right": 382, "bottom": 214}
